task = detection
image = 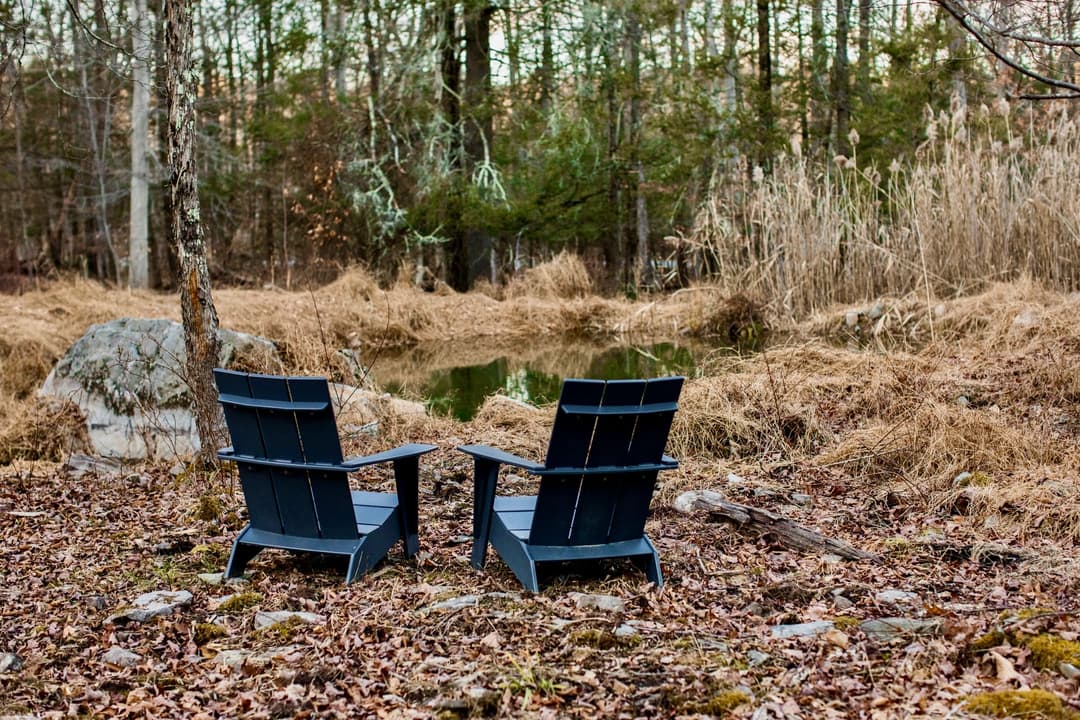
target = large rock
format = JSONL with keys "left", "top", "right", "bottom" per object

{"left": 40, "top": 318, "right": 277, "bottom": 459}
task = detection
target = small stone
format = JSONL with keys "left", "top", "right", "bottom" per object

{"left": 866, "top": 302, "right": 885, "bottom": 320}
{"left": 744, "top": 602, "right": 768, "bottom": 617}
{"left": 746, "top": 650, "right": 770, "bottom": 666}
{"left": 953, "top": 471, "right": 973, "bottom": 486}
{"left": 447, "top": 535, "right": 471, "bottom": 545}
{"left": 428, "top": 594, "right": 481, "bottom": 612}
{"left": 933, "top": 303, "right": 947, "bottom": 318}
{"left": 169, "top": 463, "right": 186, "bottom": 477}
{"left": 109, "top": 589, "right": 193, "bottom": 624}
{"left": 1060, "top": 662, "right": 1079, "bottom": 680}
{"left": 821, "top": 554, "right": 844, "bottom": 564}
{"left": 753, "top": 487, "right": 780, "bottom": 499}
{"left": 874, "top": 590, "right": 919, "bottom": 605}
{"left": 859, "top": 617, "right": 942, "bottom": 642}
{"left": 1012, "top": 310, "right": 1040, "bottom": 328}
{"left": 790, "top": 493, "right": 812, "bottom": 507}
{"left": 614, "top": 624, "right": 639, "bottom": 640}
{"left": 102, "top": 647, "right": 142, "bottom": 668}
{"left": 770, "top": 621, "right": 835, "bottom": 640}
{"left": 254, "top": 610, "right": 325, "bottom": 630}
{"left": 844, "top": 310, "right": 860, "bottom": 328}
{"left": 198, "top": 572, "right": 224, "bottom": 586}
{"left": 832, "top": 594, "right": 854, "bottom": 611}
{"left": 570, "top": 593, "right": 625, "bottom": 613}
{"left": 957, "top": 395, "right": 970, "bottom": 407}
{"left": 726, "top": 473, "right": 746, "bottom": 485}
{"left": 0, "top": 653, "right": 23, "bottom": 672}
{"left": 85, "top": 594, "right": 110, "bottom": 611}
{"left": 212, "top": 649, "right": 254, "bottom": 669}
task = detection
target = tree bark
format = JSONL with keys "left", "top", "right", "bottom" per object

{"left": 460, "top": 0, "right": 494, "bottom": 289}
{"left": 129, "top": 0, "right": 151, "bottom": 289}
{"left": 756, "top": 0, "right": 774, "bottom": 168}
{"left": 165, "top": 0, "right": 222, "bottom": 468}
{"left": 834, "top": 0, "right": 852, "bottom": 157}
{"left": 810, "top": 0, "right": 830, "bottom": 156}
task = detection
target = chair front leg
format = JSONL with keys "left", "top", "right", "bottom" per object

{"left": 471, "top": 458, "right": 501, "bottom": 569}
{"left": 392, "top": 456, "right": 421, "bottom": 557}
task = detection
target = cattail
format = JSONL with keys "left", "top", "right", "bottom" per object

{"left": 848, "top": 128, "right": 860, "bottom": 148}
{"left": 752, "top": 165, "right": 765, "bottom": 184}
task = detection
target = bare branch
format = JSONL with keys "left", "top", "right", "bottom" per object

{"left": 934, "top": 0, "right": 1080, "bottom": 99}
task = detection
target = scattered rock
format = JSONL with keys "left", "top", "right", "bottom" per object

{"left": 770, "top": 621, "right": 835, "bottom": 640}
{"left": 957, "top": 395, "right": 971, "bottom": 407}
{"left": 1012, "top": 310, "right": 1040, "bottom": 329}
{"left": 874, "top": 589, "right": 919, "bottom": 605}
{"left": 832, "top": 593, "right": 854, "bottom": 611}
{"left": 789, "top": 493, "right": 812, "bottom": 507}
{"left": 447, "top": 535, "right": 471, "bottom": 545}
{"left": 40, "top": 318, "right": 278, "bottom": 459}
{"left": 0, "top": 653, "right": 23, "bottom": 672}
{"left": 744, "top": 602, "right": 768, "bottom": 617}
{"left": 859, "top": 617, "right": 942, "bottom": 642}
{"left": 844, "top": 310, "right": 860, "bottom": 328}
{"left": 746, "top": 650, "right": 771, "bottom": 667}
{"left": 614, "top": 624, "right": 640, "bottom": 640}
{"left": 570, "top": 593, "right": 626, "bottom": 613}
{"left": 254, "top": 610, "right": 326, "bottom": 630}
{"left": 198, "top": 572, "right": 224, "bottom": 586}
{"left": 212, "top": 646, "right": 302, "bottom": 669}
{"left": 1060, "top": 662, "right": 1079, "bottom": 680}
{"left": 85, "top": 594, "right": 110, "bottom": 611}
{"left": 108, "top": 589, "right": 193, "bottom": 624}
{"left": 101, "top": 647, "right": 142, "bottom": 668}
{"left": 6, "top": 510, "right": 46, "bottom": 518}
{"left": 953, "top": 471, "right": 973, "bottom": 486}
{"left": 425, "top": 592, "right": 517, "bottom": 613}
{"left": 865, "top": 302, "right": 885, "bottom": 320}
{"left": 64, "top": 454, "right": 124, "bottom": 479}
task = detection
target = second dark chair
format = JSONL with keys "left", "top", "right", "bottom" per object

{"left": 459, "top": 376, "right": 684, "bottom": 591}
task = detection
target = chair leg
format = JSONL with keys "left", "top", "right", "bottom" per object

{"left": 636, "top": 536, "right": 664, "bottom": 588}
{"left": 392, "top": 456, "right": 421, "bottom": 558}
{"left": 470, "top": 459, "right": 500, "bottom": 569}
{"left": 225, "top": 533, "right": 261, "bottom": 579}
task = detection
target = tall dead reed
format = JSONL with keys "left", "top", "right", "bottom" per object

{"left": 691, "top": 103, "right": 1080, "bottom": 319}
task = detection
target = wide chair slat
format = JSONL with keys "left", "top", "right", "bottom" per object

{"left": 214, "top": 369, "right": 437, "bottom": 584}
{"left": 459, "top": 375, "right": 684, "bottom": 592}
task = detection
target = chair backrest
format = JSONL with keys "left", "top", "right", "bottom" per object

{"left": 530, "top": 376, "right": 683, "bottom": 547}
{"left": 214, "top": 369, "right": 358, "bottom": 540}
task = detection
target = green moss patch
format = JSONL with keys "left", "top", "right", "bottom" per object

{"left": 965, "top": 689, "right": 1079, "bottom": 719}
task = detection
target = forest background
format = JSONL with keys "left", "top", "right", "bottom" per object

{"left": 0, "top": 0, "right": 1077, "bottom": 315}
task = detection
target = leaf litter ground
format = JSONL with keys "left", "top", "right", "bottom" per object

{"left": 1, "top": 277, "right": 1079, "bottom": 718}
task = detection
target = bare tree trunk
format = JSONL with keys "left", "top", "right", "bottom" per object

{"left": 810, "top": 0, "right": 830, "bottom": 156}
{"left": 129, "top": 0, "right": 151, "bottom": 288}
{"left": 361, "top": 0, "right": 380, "bottom": 102}
{"left": 604, "top": 5, "right": 624, "bottom": 288}
{"left": 461, "top": 0, "right": 494, "bottom": 289}
{"left": 627, "top": 9, "right": 651, "bottom": 288}
{"left": 946, "top": 11, "right": 967, "bottom": 108}
{"left": 165, "top": 0, "right": 222, "bottom": 468}
{"left": 834, "top": 0, "right": 852, "bottom": 157}
{"left": 722, "top": 0, "right": 738, "bottom": 112}
{"left": 335, "top": 0, "right": 347, "bottom": 98}
{"left": 540, "top": 0, "right": 554, "bottom": 112}
{"left": 858, "top": 0, "right": 871, "bottom": 100}
{"left": 756, "top": 0, "right": 774, "bottom": 167}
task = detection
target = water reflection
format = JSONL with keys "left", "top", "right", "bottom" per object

{"left": 380, "top": 342, "right": 705, "bottom": 421}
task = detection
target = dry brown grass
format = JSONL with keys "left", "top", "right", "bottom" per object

{"left": 691, "top": 107, "right": 1080, "bottom": 320}
{"left": 504, "top": 251, "right": 593, "bottom": 299}
{"left": 1, "top": 267, "right": 1077, "bottom": 543}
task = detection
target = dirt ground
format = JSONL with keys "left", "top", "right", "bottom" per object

{"left": 1, "top": 268, "right": 1078, "bottom": 718}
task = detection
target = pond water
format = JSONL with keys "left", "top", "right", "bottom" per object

{"left": 371, "top": 339, "right": 728, "bottom": 420}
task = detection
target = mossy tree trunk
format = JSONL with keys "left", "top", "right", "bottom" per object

{"left": 165, "top": 0, "right": 222, "bottom": 468}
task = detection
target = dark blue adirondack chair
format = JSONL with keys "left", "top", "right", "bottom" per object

{"left": 214, "top": 369, "right": 437, "bottom": 584}
{"left": 459, "top": 376, "right": 684, "bottom": 591}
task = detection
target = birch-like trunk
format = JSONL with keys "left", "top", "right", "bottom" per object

{"left": 129, "top": 0, "right": 151, "bottom": 288}
{"left": 165, "top": 0, "right": 222, "bottom": 467}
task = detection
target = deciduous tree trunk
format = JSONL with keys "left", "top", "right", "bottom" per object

{"left": 834, "top": 0, "right": 852, "bottom": 157}
{"left": 129, "top": 0, "right": 151, "bottom": 289}
{"left": 165, "top": 0, "right": 222, "bottom": 468}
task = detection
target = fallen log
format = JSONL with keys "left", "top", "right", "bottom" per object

{"left": 673, "top": 489, "right": 879, "bottom": 561}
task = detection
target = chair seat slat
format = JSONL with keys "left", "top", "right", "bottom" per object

{"left": 218, "top": 393, "right": 328, "bottom": 413}
{"left": 559, "top": 401, "right": 678, "bottom": 416}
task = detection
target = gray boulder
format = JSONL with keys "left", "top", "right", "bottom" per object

{"left": 40, "top": 318, "right": 277, "bottom": 459}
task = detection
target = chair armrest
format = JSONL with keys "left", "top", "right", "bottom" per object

{"left": 662, "top": 454, "right": 678, "bottom": 468}
{"left": 457, "top": 444, "right": 544, "bottom": 472}
{"left": 342, "top": 443, "right": 438, "bottom": 469}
